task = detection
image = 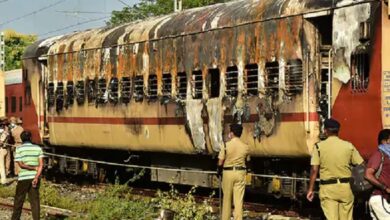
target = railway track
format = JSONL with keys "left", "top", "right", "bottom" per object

{"left": 0, "top": 198, "right": 72, "bottom": 219}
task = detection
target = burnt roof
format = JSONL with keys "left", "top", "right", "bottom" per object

{"left": 23, "top": 0, "right": 369, "bottom": 58}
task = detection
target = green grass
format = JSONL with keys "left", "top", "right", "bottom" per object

{"left": 0, "top": 180, "right": 216, "bottom": 220}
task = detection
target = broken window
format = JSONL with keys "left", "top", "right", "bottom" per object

{"left": 134, "top": 76, "right": 144, "bottom": 102}
{"left": 177, "top": 72, "right": 187, "bottom": 100}
{"left": 265, "top": 62, "right": 279, "bottom": 91}
{"left": 47, "top": 82, "right": 55, "bottom": 108}
{"left": 351, "top": 45, "right": 370, "bottom": 92}
{"left": 97, "top": 78, "right": 107, "bottom": 104}
{"left": 192, "top": 70, "right": 203, "bottom": 99}
{"left": 245, "top": 64, "right": 258, "bottom": 96}
{"left": 56, "top": 82, "right": 64, "bottom": 112}
{"left": 87, "top": 78, "right": 97, "bottom": 103}
{"left": 148, "top": 74, "right": 158, "bottom": 101}
{"left": 285, "top": 59, "right": 303, "bottom": 95}
{"left": 75, "top": 80, "right": 85, "bottom": 105}
{"left": 226, "top": 66, "right": 238, "bottom": 97}
{"left": 162, "top": 73, "right": 172, "bottom": 99}
{"left": 208, "top": 69, "right": 220, "bottom": 98}
{"left": 65, "top": 81, "right": 74, "bottom": 108}
{"left": 120, "top": 77, "right": 131, "bottom": 104}
{"left": 109, "top": 77, "right": 119, "bottom": 104}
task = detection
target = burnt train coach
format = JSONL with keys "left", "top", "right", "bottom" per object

{"left": 21, "top": 0, "right": 390, "bottom": 197}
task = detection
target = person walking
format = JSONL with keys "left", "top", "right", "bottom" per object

{"left": 11, "top": 131, "right": 44, "bottom": 220}
{"left": 217, "top": 123, "right": 250, "bottom": 220}
{"left": 306, "top": 118, "right": 364, "bottom": 220}
{"left": 365, "top": 129, "right": 390, "bottom": 219}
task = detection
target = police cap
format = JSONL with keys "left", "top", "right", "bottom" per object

{"left": 324, "top": 118, "right": 340, "bottom": 130}
{"left": 230, "top": 123, "right": 243, "bottom": 137}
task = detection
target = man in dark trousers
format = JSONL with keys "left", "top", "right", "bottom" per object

{"left": 217, "top": 123, "right": 250, "bottom": 220}
{"left": 365, "top": 129, "right": 390, "bottom": 219}
{"left": 11, "top": 131, "right": 44, "bottom": 220}
{"left": 306, "top": 118, "right": 364, "bottom": 220}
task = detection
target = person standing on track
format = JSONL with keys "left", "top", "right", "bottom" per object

{"left": 365, "top": 129, "right": 390, "bottom": 219}
{"left": 11, "top": 131, "right": 44, "bottom": 220}
{"left": 9, "top": 117, "right": 24, "bottom": 177}
{"left": 306, "top": 118, "right": 364, "bottom": 220}
{"left": 217, "top": 123, "right": 250, "bottom": 220}
{"left": 0, "top": 118, "right": 9, "bottom": 185}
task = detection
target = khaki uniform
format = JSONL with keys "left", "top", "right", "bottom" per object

{"left": 0, "top": 130, "right": 8, "bottom": 184}
{"left": 218, "top": 137, "right": 250, "bottom": 220}
{"left": 311, "top": 136, "right": 364, "bottom": 220}
{"left": 9, "top": 125, "right": 23, "bottom": 175}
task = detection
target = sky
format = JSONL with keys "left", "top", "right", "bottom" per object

{"left": 0, "top": 0, "right": 140, "bottom": 39}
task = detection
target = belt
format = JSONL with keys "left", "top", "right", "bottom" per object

{"left": 320, "top": 177, "right": 350, "bottom": 185}
{"left": 223, "top": 166, "right": 246, "bottom": 171}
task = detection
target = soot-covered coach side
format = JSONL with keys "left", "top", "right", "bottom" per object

{"left": 21, "top": 0, "right": 384, "bottom": 197}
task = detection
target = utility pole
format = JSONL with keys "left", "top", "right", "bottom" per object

{"left": 0, "top": 32, "right": 4, "bottom": 71}
{"left": 174, "top": 0, "right": 182, "bottom": 12}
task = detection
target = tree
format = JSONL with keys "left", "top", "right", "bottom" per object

{"left": 3, "top": 30, "right": 37, "bottom": 71}
{"left": 108, "top": 0, "right": 229, "bottom": 26}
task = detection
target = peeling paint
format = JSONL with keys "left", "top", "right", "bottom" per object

{"left": 206, "top": 98, "right": 224, "bottom": 152}
{"left": 186, "top": 100, "right": 206, "bottom": 152}
{"left": 333, "top": 3, "right": 371, "bottom": 83}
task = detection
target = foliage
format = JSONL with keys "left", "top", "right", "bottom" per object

{"left": 86, "top": 182, "right": 155, "bottom": 220}
{"left": 152, "top": 185, "right": 216, "bottom": 220}
{"left": 108, "top": 0, "right": 230, "bottom": 26}
{"left": 39, "top": 182, "right": 90, "bottom": 214}
{"left": 3, "top": 29, "right": 37, "bottom": 71}
{"left": 0, "top": 177, "right": 217, "bottom": 219}
{"left": 0, "top": 183, "right": 16, "bottom": 198}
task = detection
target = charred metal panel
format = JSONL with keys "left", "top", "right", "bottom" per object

{"left": 333, "top": 3, "right": 372, "bottom": 83}
{"left": 206, "top": 98, "right": 224, "bottom": 152}
{"left": 186, "top": 100, "right": 206, "bottom": 152}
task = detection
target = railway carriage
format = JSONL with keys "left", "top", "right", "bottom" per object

{"left": 20, "top": 0, "right": 390, "bottom": 198}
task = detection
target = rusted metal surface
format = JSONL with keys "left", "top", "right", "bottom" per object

{"left": 21, "top": 0, "right": 378, "bottom": 156}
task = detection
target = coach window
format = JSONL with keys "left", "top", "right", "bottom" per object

{"left": 109, "top": 77, "right": 119, "bottom": 104}
{"left": 192, "top": 70, "right": 203, "bottom": 99}
{"left": 97, "top": 78, "right": 107, "bottom": 104}
{"left": 265, "top": 62, "right": 279, "bottom": 91}
{"left": 19, "top": 96, "right": 23, "bottom": 112}
{"left": 75, "top": 80, "right": 85, "bottom": 105}
{"left": 162, "top": 73, "right": 172, "bottom": 99}
{"left": 177, "top": 72, "right": 187, "bottom": 100}
{"left": 245, "top": 64, "right": 259, "bottom": 96}
{"left": 65, "top": 81, "right": 74, "bottom": 108}
{"left": 285, "top": 59, "right": 303, "bottom": 95}
{"left": 208, "top": 69, "right": 220, "bottom": 98}
{"left": 47, "top": 82, "right": 55, "bottom": 107}
{"left": 11, "top": 96, "right": 16, "bottom": 113}
{"left": 148, "top": 74, "right": 158, "bottom": 101}
{"left": 5, "top": 97, "right": 8, "bottom": 113}
{"left": 56, "top": 82, "right": 64, "bottom": 111}
{"left": 120, "top": 77, "right": 131, "bottom": 104}
{"left": 134, "top": 75, "right": 144, "bottom": 102}
{"left": 86, "top": 78, "right": 96, "bottom": 103}
{"left": 226, "top": 66, "right": 238, "bottom": 97}
{"left": 351, "top": 45, "right": 370, "bottom": 92}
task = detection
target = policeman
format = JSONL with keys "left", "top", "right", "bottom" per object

{"left": 217, "top": 123, "right": 250, "bottom": 220}
{"left": 307, "top": 118, "right": 364, "bottom": 220}
{"left": 8, "top": 117, "right": 24, "bottom": 176}
{"left": 0, "top": 118, "right": 9, "bottom": 184}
